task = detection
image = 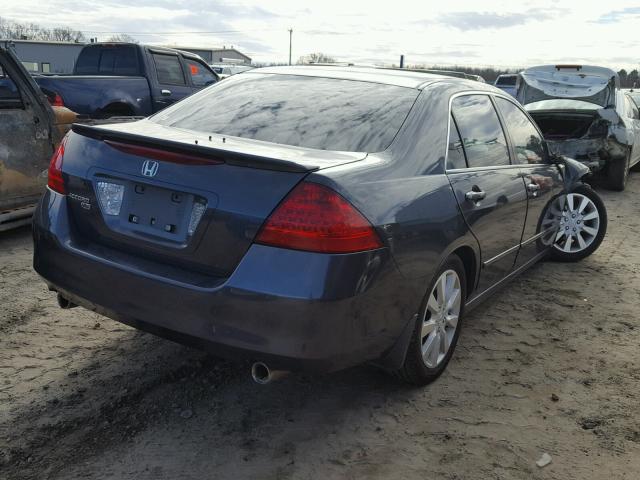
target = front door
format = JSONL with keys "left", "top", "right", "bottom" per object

{"left": 446, "top": 94, "right": 528, "bottom": 294}
{"left": 493, "top": 96, "right": 564, "bottom": 267}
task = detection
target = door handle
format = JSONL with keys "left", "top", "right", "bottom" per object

{"left": 465, "top": 189, "right": 486, "bottom": 202}
{"left": 527, "top": 183, "right": 541, "bottom": 193}
{"left": 161, "top": 89, "right": 172, "bottom": 96}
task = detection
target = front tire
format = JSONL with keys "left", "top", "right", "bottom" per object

{"left": 395, "top": 255, "right": 467, "bottom": 386}
{"left": 549, "top": 184, "right": 607, "bottom": 262}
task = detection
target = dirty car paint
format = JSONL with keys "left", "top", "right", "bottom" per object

{"left": 0, "top": 44, "right": 75, "bottom": 224}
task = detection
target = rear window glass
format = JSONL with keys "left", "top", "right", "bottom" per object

{"left": 75, "top": 46, "right": 139, "bottom": 75}
{"left": 151, "top": 74, "right": 418, "bottom": 152}
{"left": 496, "top": 76, "right": 517, "bottom": 86}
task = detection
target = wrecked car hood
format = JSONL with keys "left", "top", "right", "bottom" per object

{"left": 517, "top": 65, "right": 619, "bottom": 108}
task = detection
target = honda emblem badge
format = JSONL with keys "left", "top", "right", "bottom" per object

{"left": 141, "top": 160, "right": 159, "bottom": 177}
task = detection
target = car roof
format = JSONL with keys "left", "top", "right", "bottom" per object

{"left": 247, "top": 65, "right": 485, "bottom": 90}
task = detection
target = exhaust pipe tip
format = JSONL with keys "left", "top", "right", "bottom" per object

{"left": 251, "top": 362, "right": 289, "bottom": 385}
{"left": 251, "top": 362, "right": 271, "bottom": 384}
{"left": 57, "top": 293, "right": 76, "bottom": 309}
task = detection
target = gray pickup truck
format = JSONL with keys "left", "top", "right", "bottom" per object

{"left": 34, "top": 42, "right": 219, "bottom": 117}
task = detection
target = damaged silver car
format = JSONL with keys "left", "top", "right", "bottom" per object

{"left": 517, "top": 65, "right": 640, "bottom": 191}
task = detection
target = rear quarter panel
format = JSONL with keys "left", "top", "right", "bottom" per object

{"left": 314, "top": 83, "right": 480, "bottom": 316}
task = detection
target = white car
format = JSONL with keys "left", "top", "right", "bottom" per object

{"left": 494, "top": 74, "right": 518, "bottom": 97}
{"left": 209, "top": 64, "right": 253, "bottom": 79}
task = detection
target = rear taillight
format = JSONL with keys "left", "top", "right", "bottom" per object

{"left": 104, "top": 140, "right": 224, "bottom": 166}
{"left": 44, "top": 90, "right": 64, "bottom": 107}
{"left": 51, "top": 93, "right": 64, "bottom": 107}
{"left": 48, "top": 135, "right": 68, "bottom": 194}
{"left": 256, "top": 182, "right": 383, "bottom": 254}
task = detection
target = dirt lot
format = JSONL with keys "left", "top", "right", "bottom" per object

{"left": 1, "top": 175, "right": 640, "bottom": 480}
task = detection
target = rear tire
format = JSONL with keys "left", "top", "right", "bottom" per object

{"left": 395, "top": 255, "right": 467, "bottom": 386}
{"left": 549, "top": 184, "right": 607, "bottom": 262}
{"left": 606, "top": 154, "right": 630, "bottom": 191}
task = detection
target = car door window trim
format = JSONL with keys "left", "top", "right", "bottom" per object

{"left": 445, "top": 91, "right": 508, "bottom": 172}
{"left": 492, "top": 95, "right": 549, "bottom": 165}
{"left": 444, "top": 91, "right": 549, "bottom": 173}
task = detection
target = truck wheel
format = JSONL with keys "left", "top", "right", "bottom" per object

{"left": 395, "top": 255, "right": 466, "bottom": 386}
{"left": 549, "top": 184, "right": 607, "bottom": 262}
{"left": 607, "top": 155, "right": 630, "bottom": 191}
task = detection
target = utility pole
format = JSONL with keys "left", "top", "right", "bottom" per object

{"left": 288, "top": 28, "right": 293, "bottom": 65}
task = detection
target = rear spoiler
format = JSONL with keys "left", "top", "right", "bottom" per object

{"left": 71, "top": 123, "right": 314, "bottom": 173}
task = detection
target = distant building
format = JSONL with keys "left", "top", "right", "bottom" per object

{"left": 1, "top": 39, "right": 252, "bottom": 74}
{"left": 1, "top": 39, "right": 85, "bottom": 74}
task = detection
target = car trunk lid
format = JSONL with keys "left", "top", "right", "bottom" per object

{"left": 517, "top": 65, "right": 619, "bottom": 108}
{"left": 63, "top": 121, "right": 367, "bottom": 279}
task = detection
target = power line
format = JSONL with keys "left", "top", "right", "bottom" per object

{"left": 81, "top": 28, "right": 283, "bottom": 35}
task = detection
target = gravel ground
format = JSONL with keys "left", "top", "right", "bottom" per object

{"left": 1, "top": 175, "right": 640, "bottom": 480}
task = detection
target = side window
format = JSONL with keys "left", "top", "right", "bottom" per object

{"left": 447, "top": 115, "right": 467, "bottom": 169}
{"left": 152, "top": 54, "right": 186, "bottom": 85}
{"left": 495, "top": 97, "right": 546, "bottom": 164}
{"left": 0, "top": 67, "right": 23, "bottom": 109}
{"left": 451, "top": 95, "right": 510, "bottom": 168}
{"left": 185, "top": 59, "right": 217, "bottom": 87}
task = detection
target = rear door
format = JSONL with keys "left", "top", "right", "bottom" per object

{"left": 493, "top": 96, "right": 563, "bottom": 266}
{"left": 446, "top": 94, "right": 528, "bottom": 294}
{"left": 149, "top": 50, "right": 193, "bottom": 111}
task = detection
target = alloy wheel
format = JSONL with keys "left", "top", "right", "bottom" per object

{"left": 421, "top": 269, "right": 461, "bottom": 368}
{"left": 553, "top": 193, "right": 601, "bottom": 253}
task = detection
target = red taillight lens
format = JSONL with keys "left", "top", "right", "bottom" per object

{"left": 256, "top": 182, "right": 383, "bottom": 254}
{"left": 51, "top": 93, "right": 64, "bottom": 107}
{"left": 104, "top": 140, "right": 223, "bottom": 166}
{"left": 48, "top": 136, "right": 67, "bottom": 194}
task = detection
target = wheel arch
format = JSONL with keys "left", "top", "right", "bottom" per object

{"left": 450, "top": 245, "right": 477, "bottom": 299}
{"left": 100, "top": 101, "right": 135, "bottom": 117}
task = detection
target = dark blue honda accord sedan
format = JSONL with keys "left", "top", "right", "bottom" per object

{"left": 33, "top": 66, "right": 607, "bottom": 385}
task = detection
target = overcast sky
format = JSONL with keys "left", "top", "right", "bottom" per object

{"left": 2, "top": 0, "right": 639, "bottom": 68}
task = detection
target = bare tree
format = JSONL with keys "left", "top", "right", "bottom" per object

{"left": 0, "top": 16, "right": 84, "bottom": 42}
{"left": 51, "top": 27, "right": 85, "bottom": 42}
{"left": 107, "top": 34, "right": 139, "bottom": 43}
{"left": 297, "top": 52, "right": 337, "bottom": 64}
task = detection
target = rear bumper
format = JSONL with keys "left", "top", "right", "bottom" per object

{"left": 33, "top": 190, "right": 417, "bottom": 372}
